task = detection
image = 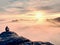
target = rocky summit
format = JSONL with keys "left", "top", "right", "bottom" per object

{"left": 0, "top": 26, "right": 54, "bottom": 45}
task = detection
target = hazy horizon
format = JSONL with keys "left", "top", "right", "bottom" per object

{"left": 0, "top": 0, "right": 60, "bottom": 45}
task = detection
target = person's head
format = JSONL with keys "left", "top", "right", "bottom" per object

{"left": 5, "top": 26, "right": 9, "bottom": 32}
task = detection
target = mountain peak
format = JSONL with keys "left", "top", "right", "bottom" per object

{"left": 0, "top": 26, "right": 54, "bottom": 45}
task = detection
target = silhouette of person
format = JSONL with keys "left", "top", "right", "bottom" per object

{"left": 5, "top": 26, "right": 9, "bottom": 32}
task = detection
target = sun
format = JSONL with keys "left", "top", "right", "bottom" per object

{"left": 35, "top": 12, "right": 43, "bottom": 19}
{"left": 33, "top": 11, "right": 45, "bottom": 20}
{"left": 33, "top": 11, "right": 46, "bottom": 24}
{"left": 26, "top": 11, "right": 46, "bottom": 24}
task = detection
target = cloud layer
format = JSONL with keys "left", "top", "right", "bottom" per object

{"left": 0, "top": 0, "right": 60, "bottom": 14}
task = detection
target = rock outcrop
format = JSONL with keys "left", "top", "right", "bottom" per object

{"left": 0, "top": 26, "right": 54, "bottom": 45}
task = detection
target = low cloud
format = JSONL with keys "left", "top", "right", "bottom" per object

{"left": 46, "top": 17, "right": 60, "bottom": 27}
{"left": 53, "top": 17, "right": 60, "bottom": 22}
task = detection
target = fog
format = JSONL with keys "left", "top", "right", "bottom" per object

{"left": 0, "top": 15, "right": 60, "bottom": 45}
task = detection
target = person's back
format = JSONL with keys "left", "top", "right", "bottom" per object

{"left": 5, "top": 26, "right": 9, "bottom": 32}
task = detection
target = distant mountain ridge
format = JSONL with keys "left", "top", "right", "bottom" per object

{"left": 0, "top": 26, "right": 54, "bottom": 45}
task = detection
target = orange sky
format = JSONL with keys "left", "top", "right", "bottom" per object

{"left": 0, "top": 0, "right": 60, "bottom": 45}
{"left": 0, "top": 13, "right": 60, "bottom": 45}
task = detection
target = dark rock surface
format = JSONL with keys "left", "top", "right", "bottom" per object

{"left": 0, "top": 26, "right": 54, "bottom": 45}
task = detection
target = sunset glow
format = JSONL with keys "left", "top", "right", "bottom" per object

{"left": 0, "top": 0, "right": 60, "bottom": 45}
{"left": 32, "top": 11, "right": 46, "bottom": 24}
{"left": 34, "top": 11, "right": 44, "bottom": 19}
